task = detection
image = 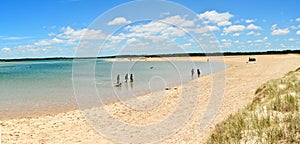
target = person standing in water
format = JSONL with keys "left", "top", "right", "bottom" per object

{"left": 197, "top": 69, "right": 201, "bottom": 77}
{"left": 117, "top": 74, "right": 120, "bottom": 84}
{"left": 130, "top": 74, "right": 133, "bottom": 82}
{"left": 125, "top": 74, "right": 128, "bottom": 83}
{"left": 191, "top": 69, "right": 194, "bottom": 77}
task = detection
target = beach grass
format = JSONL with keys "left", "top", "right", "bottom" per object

{"left": 206, "top": 67, "right": 300, "bottom": 144}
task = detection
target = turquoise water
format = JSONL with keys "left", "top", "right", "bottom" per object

{"left": 0, "top": 59, "right": 227, "bottom": 119}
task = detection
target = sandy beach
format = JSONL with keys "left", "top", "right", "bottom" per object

{"left": 1, "top": 54, "right": 299, "bottom": 143}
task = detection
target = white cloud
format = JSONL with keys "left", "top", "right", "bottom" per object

{"left": 271, "top": 28, "right": 290, "bottom": 36}
{"left": 162, "top": 15, "right": 194, "bottom": 27}
{"left": 1, "top": 47, "right": 11, "bottom": 52}
{"left": 246, "top": 24, "right": 262, "bottom": 30}
{"left": 126, "top": 38, "right": 138, "bottom": 44}
{"left": 296, "top": 18, "right": 300, "bottom": 22}
{"left": 286, "top": 38, "right": 296, "bottom": 41}
{"left": 126, "top": 21, "right": 186, "bottom": 38}
{"left": 161, "top": 26, "right": 185, "bottom": 37}
{"left": 183, "top": 43, "right": 192, "bottom": 47}
{"left": 198, "top": 10, "right": 233, "bottom": 26}
{"left": 280, "top": 44, "right": 286, "bottom": 48}
{"left": 34, "top": 38, "right": 65, "bottom": 46}
{"left": 15, "top": 44, "right": 44, "bottom": 53}
{"left": 247, "top": 31, "right": 261, "bottom": 36}
{"left": 232, "top": 33, "right": 240, "bottom": 37}
{"left": 290, "top": 24, "right": 300, "bottom": 30}
{"left": 223, "top": 25, "right": 245, "bottom": 33}
{"left": 104, "top": 20, "right": 190, "bottom": 51}
{"left": 245, "top": 19, "right": 255, "bottom": 23}
{"left": 57, "top": 26, "right": 106, "bottom": 40}
{"left": 254, "top": 37, "right": 268, "bottom": 43}
{"left": 0, "top": 36, "right": 31, "bottom": 40}
{"left": 247, "top": 31, "right": 255, "bottom": 35}
{"left": 194, "top": 25, "right": 219, "bottom": 33}
{"left": 221, "top": 39, "right": 232, "bottom": 48}
{"left": 217, "top": 21, "right": 232, "bottom": 27}
{"left": 108, "top": 17, "right": 131, "bottom": 26}
{"left": 297, "top": 30, "right": 300, "bottom": 35}
{"left": 48, "top": 32, "right": 56, "bottom": 37}
{"left": 128, "top": 21, "right": 168, "bottom": 34}
{"left": 221, "top": 39, "right": 231, "bottom": 43}
{"left": 271, "top": 24, "right": 277, "bottom": 30}
{"left": 254, "top": 39, "right": 263, "bottom": 43}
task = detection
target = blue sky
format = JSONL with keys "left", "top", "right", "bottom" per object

{"left": 0, "top": 0, "right": 299, "bottom": 58}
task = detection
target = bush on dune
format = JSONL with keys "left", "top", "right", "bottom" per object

{"left": 207, "top": 68, "right": 300, "bottom": 144}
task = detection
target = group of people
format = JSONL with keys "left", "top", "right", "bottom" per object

{"left": 116, "top": 69, "right": 200, "bottom": 87}
{"left": 116, "top": 73, "right": 133, "bottom": 86}
{"left": 191, "top": 69, "right": 201, "bottom": 77}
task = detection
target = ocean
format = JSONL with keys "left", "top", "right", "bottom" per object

{"left": 0, "top": 59, "right": 227, "bottom": 119}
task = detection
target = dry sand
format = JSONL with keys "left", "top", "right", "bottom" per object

{"left": 1, "top": 54, "right": 299, "bottom": 143}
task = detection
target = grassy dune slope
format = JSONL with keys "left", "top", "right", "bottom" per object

{"left": 207, "top": 68, "right": 300, "bottom": 144}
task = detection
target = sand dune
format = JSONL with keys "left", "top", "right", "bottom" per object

{"left": 1, "top": 54, "right": 299, "bottom": 143}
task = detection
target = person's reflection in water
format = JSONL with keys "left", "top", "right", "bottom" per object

{"left": 130, "top": 81, "right": 134, "bottom": 90}
{"left": 125, "top": 81, "right": 129, "bottom": 90}
{"left": 117, "top": 86, "right": 122, "bottom": 92}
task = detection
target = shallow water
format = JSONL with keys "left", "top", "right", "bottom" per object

{"left": 0, "top": 59, "right": 227, "bottom": 119}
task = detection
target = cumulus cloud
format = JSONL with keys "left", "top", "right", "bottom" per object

{"left": 286, "top": 38, "right": 296, "bottom": 41}
{"left": 223, "top": 25, "right": 245, "bottom": 33}
{"left": 254, "top": 40, "right": 263, "bottom": 43}
{"left": 254, "top": 37, "right": 268, "bottom": 43}
{"left": 14, "top": 44, "right": 46, "bottom": 53}
{"left": 217, "top": 21, "right": 232, "bottom": 27}
{"left": 232, "top": 33, "right": 240, "bottom": 37}
{"left": 57, "top": 26, "right": 106, "bottom": 40}
{"left": 1, "top": 47, "right": 11, "bottom": 52}
{"left": 194, "top": 25, "right": 219, "bottom": 33}
{"left": 162, "top": 15, "right": 194, "bottom": 27}
{"left": 183, "top": 43, "right": 192, "bottom": 47}
{"left": 126, "top": 21, "right": 186, "bottom": 38}
{"left": 126, "top": 38, "right": 138, "bottom": 44}
{"left": 34, "top": 38, "right": 65, "bottom": 46}
{"left": 221, "top": 39, "right": 232, "bottom": 48}
{"left": 271, "top": 28, "right": 290, "bottom": 36}
{"left": 290, "top": 24, "right": 300, "bottom": 30}
{"left": 247, "top": 31, "right": 261, "bottom": 36}
{"left": 221, "top": 39, "right": 231, "bottom": 43}
{"left": 246, "top": 24, "right": 262, "bottom": 30}
{"left": 108, "top": 17, "right": 131, "bottom": 26}
{"left": 198, "top": 10, "right": 233, "bottom": 26}
{"left": 245, "top": 19, "right": 255, "bottom": 23}
{"left": 296, "top": 18, "right": 300, "bottom": 22}
{"left": 271, "top": 24, "right": 277, "bottom": 30}
{"left": 297, "top": 30, "right": 300, "bottom": 35}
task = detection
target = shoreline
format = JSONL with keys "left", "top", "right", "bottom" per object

{"left": 0, "top": 58, "right": 225, "bottom": 120}
{"left": 1, "top": 54, "right": 299, "bottom": 143}
{"left": 0, "top": 60, "right": 223, "bottom": 121}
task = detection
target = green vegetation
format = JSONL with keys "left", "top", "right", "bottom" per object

{"left": 207, "top": 68, "right": 300, "bottom": 144}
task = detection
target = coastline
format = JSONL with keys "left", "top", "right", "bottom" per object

{"left": 1, "top": 54, "right": 299, "bottom": 143}
{"left": 0, "top": 58, "right": 222, "bottom": 120}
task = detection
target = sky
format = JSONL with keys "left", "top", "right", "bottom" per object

{"left": 0, "top": 0, "right": 299, "bottom": 58}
